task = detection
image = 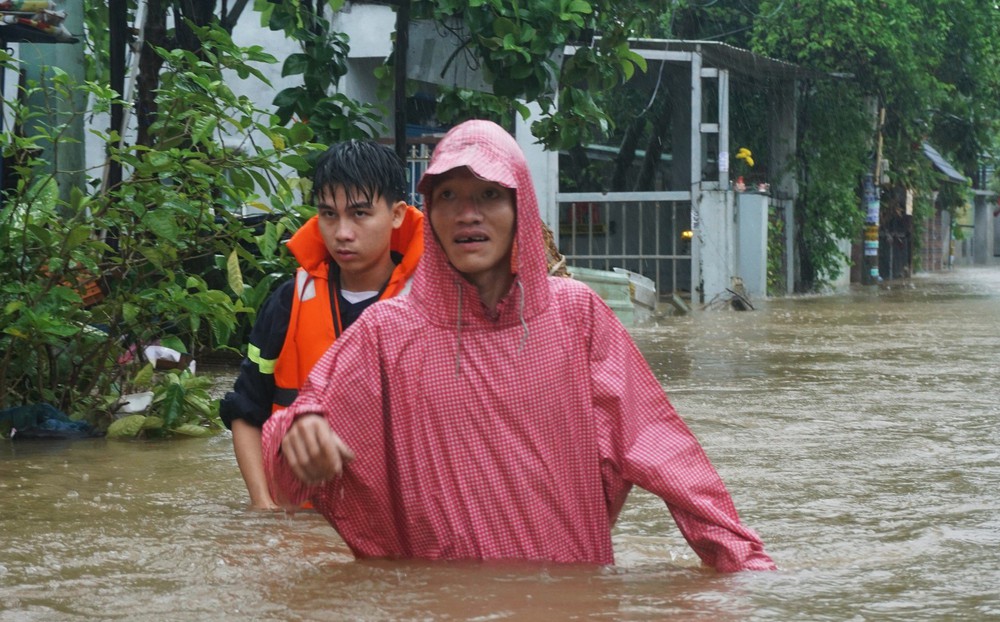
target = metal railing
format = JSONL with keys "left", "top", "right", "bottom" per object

{"left": 404, "top": 140, "right": 436, "bottom": 209}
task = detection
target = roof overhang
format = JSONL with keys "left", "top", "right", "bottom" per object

{"left": 922, "top": 142, "right": 966, "bottom": 184}
{"left": 625, "top": 39, "right": 831, "bottom": 81}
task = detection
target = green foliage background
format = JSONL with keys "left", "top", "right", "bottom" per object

{"left": 0, "top": 23, "right": 318, "bottom": 435}
{"left": 4, "top": 0, "right": 1000, "bottom": 434}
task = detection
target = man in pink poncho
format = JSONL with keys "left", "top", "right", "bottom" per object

{"left": 263, "top": 119, "right": 776, "bottom": 572}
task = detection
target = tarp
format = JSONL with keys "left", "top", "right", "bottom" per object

{"left": 922, "top": 142, "right": 966, "bottom": 184}
{"left": 0, "top": 403, "right": 101, "bottom": 440}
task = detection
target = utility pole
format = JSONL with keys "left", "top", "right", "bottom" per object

{"left": 861, "top": 173, "right": 880, "bottom": 284}
{"left": 862, "top": 106, "right": 885, "bottom": 285}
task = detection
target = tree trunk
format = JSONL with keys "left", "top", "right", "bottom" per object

{"left": 176, "top": 1, "right": 216, "bottom": 53}
{"left": 136, "top": 0, "right": 167, "bottom": 147}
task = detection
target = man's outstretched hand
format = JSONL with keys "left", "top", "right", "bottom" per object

{"left": 281, "top": 414, "right": 356, "bottom": 485}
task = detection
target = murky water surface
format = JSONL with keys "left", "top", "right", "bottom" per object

{"left": 3, "top": 267, "right": 1000, "bottom": 621}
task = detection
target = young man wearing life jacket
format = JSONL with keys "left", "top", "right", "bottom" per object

{"left": 220, "top": 140, "right": 423, "bottom": 510}
{"left": 260, "top": 120, "right": 775, "bottom": 572}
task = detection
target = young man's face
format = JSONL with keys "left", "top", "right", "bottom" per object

{"left": 316, "top": 185, "right": 405, "bottom": 291}
{"left": 429, "top": 167, "right": 516, "bottom": 290}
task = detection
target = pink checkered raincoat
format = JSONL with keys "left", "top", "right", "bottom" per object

{"left": 263, "top": 120, "right": 775, "bottom": 572}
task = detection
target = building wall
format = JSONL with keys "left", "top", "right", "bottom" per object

{"left": 919, "top": 210, "right": 951, "bottom": 272}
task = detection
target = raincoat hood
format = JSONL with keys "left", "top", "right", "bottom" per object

{"left": 411, "top": 120, "right": 551, "bottom": 328}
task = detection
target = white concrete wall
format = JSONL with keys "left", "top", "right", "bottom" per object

{"left": 698, "top": 189, "right": 735, "bottom": 304}
{"left": 230, "top": 16, "right": 302, "bottom": 107}
{"left": 73, "top": 12, "right": 304, "bottom": 193}
{"left": 825, "top": 238, "right": 852, "bottom": 293}
{"left": 973, "top": 193, "right": 995, "bottom": 264}
{"left": 517, "top": 102, "right": 558, "bottom": 234}
{"left": 75, "top": 6, "right": 396, "bottom": 183}
{"left": 333, "top": 3, "right": 395, "bottom": 58}
{"left": 229, "top": 3, "right": 396, "bottom": 105}
{"left": 334, "top": 3, "right": 396, "bottom": 137}
{"left": 5, "top": 5, "right": 400, "bottom": 209}
{"left": 735, "top": 192, "right": 768, "bottom": 299}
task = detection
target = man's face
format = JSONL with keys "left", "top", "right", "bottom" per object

{"left": 316, "top": 185, "right": 405, "bottom": 290}
{"left": 429, "top": 167, "right": 516, "bottom": 289}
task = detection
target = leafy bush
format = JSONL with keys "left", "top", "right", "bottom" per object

{"left": 794, "top": 80, "right": 869, "bottom": 290}
{"left": 0, "top": 24, "right": 318, "bottom": 436}
{"left": 105, "top": 365, "right": 221, "bottom": 440}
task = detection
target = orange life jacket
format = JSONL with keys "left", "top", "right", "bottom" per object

{"left": 270, "top": 205, "right": 424, "bottom": 411}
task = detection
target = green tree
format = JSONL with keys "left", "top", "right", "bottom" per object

{"left": 749, "top": 0, "right": 1000, "bottom": 286}
{"left": 255, "top": 0, "right": 386, "bottom": 147}
{"left": 0, "top": 24, "right": 316, "bottom": 435}
{"left": 408, "top": 0, "right": 650, "bottom": 150}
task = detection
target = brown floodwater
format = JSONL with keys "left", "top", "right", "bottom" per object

{"left": 2, "top": 266, "right": 999, "bottom": 621}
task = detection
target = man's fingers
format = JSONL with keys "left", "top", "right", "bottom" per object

{"left": 340, "top": 442, "right": 356, "bottom": 465}
{"left": 281, "top": 415, "right": 354, "bottom": 485}
{"left": 281, "top": 432, "right": 311, "bottom": 482}
{"left": 281, "top": 415, "right": 323, "bottom": 482}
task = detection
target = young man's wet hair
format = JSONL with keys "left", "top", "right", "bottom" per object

{"left": 311, "top": 140, "right": 408, "bottom": 207}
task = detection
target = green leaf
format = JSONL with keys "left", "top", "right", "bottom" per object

{"left": 156, "top": 383, "right": 186, "bottom": 428}
{"left": 282, "top": 53, "right": 311, "bottom": 77}
{"left": 510, "top": 64, "right": 534, "bottom": 79}
{"left": 191, "top": 116, "right": 218, "bottom": 146}
{"left": 184, "top": 393, "right": 212, "bottom": 417}
{"left": 172, "top": 423, "right": 213, "bottom": 437}
{"left": 123, "top": 302, "right": 140, "bottom": 324}
{"left": 107, "top": 414, "right": 147, "bottom": 439}
{"left": 280, "top": 154, "right": 312, "bottom": 173}
{"left": 621, "top": 59, "right": 634, "bottom": 81}
{"left": 185, "top": 158, "right": 217, "bottom": 177}
{"left": 247, "top": 169, "right": 273, "bottom": 192}
{"left": 272, "top": 86, "right": 302, "bottom": 109}
{"left": 65, "top": 225, "right": 91, "bottom": 251}
{"left": 133, "top": 364, "right": 155, "bottom": 388}
{"left": 142, "top": 210, "right": 180, "bottom": 243}
{"left": 142, "top": 415, "right": 164, "bottom": 430}
{"left": 228, "top": 167, "right": 254, "bottom": 191}
{"left": 227, "top": 249, "right": 245, "bottom": 296}
{"left": 493, "top": 17, "right": 516, "bottom": 37}
{"left": 627, "top": 51, "right": 647, "bottom": 73}
{"left": 39, "top": 319, "right": 81, "bottom": 338}
{"left": 288, "top": 121, "right": 314, "bottom": 144}
{"left": 146, "top": 151, "right": 173, "bottom": 171}
{"left": 160, "top": 335, "right": 187, "bottom": 353}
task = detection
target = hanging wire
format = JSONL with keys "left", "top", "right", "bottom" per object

{"left": 636, "top": 45, "right": 668, "bottom": 118}
{"left": 738, "top": 0, "right": 787, "bottom": 20}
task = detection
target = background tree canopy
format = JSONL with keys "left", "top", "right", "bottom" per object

{"left": 403, "top": 0, "right": 1000, "bottom": 289}
{"left": 665, "top": 0, "right": 1000, "bottom": 288}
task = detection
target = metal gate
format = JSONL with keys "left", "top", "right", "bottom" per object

{"left": 556, "top": 191, "right": 693, "bottom": 297}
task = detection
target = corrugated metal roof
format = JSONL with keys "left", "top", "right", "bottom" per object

{"left": 922, "top": 142, "right": 966, "bottom": 184}
{"left": 628, "top": 39, "right": 833, "bottom": 80}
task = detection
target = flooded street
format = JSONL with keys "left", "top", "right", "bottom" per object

{"left": 2, "top": 266, "right": 999, "bottom": 621}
